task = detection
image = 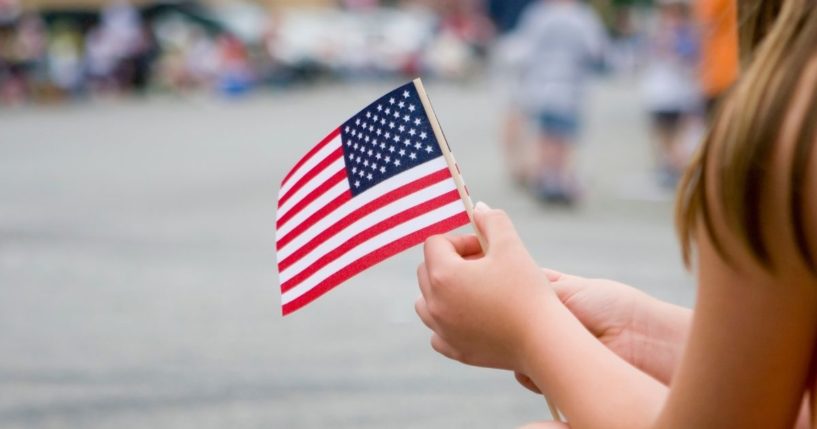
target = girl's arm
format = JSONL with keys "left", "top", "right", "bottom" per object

{"left": 417, "top": 204, "right": 817, "bottom": 428}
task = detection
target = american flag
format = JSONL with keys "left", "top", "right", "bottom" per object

{"left": 276, "top": 82, "right": 471, "bottom": 315}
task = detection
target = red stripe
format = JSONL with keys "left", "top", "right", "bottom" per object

{"left": 278, "top": 147, "right": 344, "bottom": 208}
{"left": 276, "top": 190, "right": 352, "bottom": 250}
{"left": 280, "top": 190, "right": 462, "bottom": 293}
{"left": 281, "top": 128, "right": 341, "bottom": 186}
{"left": 276, "top": 169, "right": 347, "bottom": 229}
{"left": 276, "top": 168, "right": 451, "bottom": 264}
{"left": 281, "top": 211, "right": 469, "bottom": 315}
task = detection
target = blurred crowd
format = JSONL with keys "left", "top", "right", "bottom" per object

{"left": 1, "top": 0, "right": 738, "bottom": 197}
{"left": 0, "top": 0, "right": 496, "bottom": 103}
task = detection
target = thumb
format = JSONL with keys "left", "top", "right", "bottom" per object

{"left": 473, "top": 201, "right": 521, "bottom": 254}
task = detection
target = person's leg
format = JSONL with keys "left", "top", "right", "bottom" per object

{"left": 502, "top": 106, "right": 529, "bottom": 186}
{"left": 535, "top": 112, "right": 579, "bottom": 203}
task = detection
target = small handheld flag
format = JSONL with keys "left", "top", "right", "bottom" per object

{"left": 275, "top": 79, "right": 472, "bottom": 316}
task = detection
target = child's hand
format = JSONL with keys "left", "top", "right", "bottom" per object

{"left": 415, "top": 203, "right": 554, "bottom": 371}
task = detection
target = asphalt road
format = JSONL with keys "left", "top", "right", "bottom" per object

{"left": 0, "top": 77, "right": 696, "bottom": 428}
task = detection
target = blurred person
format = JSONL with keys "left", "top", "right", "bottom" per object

{"left": 641, "top": 0, "right": 700, "bottom": 188}
{"left": 215, "top": 34, "right": 254, "bottom": 97}
{"left": 46, "top": 21, "right": 85, "bottom": 99}
{"left": 511, "top": 0, "right": 607, "bottom": 204}
{"left": 415, "top": 1, "right": 817, "bottom": 427}
{"left": 693, "top": 0, "right": 738, "bottom": 117}
{"left": 99, "top": 0, "right": 150, "bottom": 92}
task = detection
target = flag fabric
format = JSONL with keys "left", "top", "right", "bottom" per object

{"left": 276, "top": 82, "right": 470, "bottom": 315}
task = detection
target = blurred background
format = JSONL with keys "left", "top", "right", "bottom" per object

{"left": 0, "top": 0, "right": 735, "bottom": 427}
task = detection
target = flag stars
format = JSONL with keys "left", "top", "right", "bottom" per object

{"left": 380, "top": 166, "right": 386, "bottom": 173}
{"left": 420, "top": 132, "right": 427, "bottom": 140}
{"left": 367, "top": 173, "right": 373, "bottom": 180}
{"left": 408, "top": 104, "right": 416, "bottom": 112}
{"left": 408, "top": 128, "right": 416, "bottom": 136}
{"left": 403, "top": 139, "right": 411, "bottom": 146}
{"left": 398, "top": 125, "right": 406, "bottom": 132}
{"left": 399, "top": 149, "right": 406, "bottom": 156}
{"left": 403, "top": 115, "right": 410, "bottom": 122}
{"left": 409, "top": 152, "right": 417, "bottom": 160}
{"left": 398, "top": 101, "right": 405, "bottom": 109}
{"left": 380, "top": 118, "right": 386, "bottom": 125}
{"left": 366, "top": 111, "right": 371, "bottom": 118}
{"left": 354, "top": 180, "right": 361, "bottom": 188}
{"left": 355, "top": 118, "right": 361, "bottom": 126}
{"left": 385, "top": 155, "right": 391, "bottom": 162}
{"left": 385, "top": 108, "right": 391, "bottom": 115}
{"left": 379, "top": 142, "right": 386, "bottom": 150}
{"left": 394, "top": 159, "right": 401, "bottom": 167}
{"left": 377, "top": 104, "right": 383, "bottom": 111}
{"left": 376, "top": 129, "right": 382, "bottom": 136}
{"left": 388, "top": 146, "right": 395, "bottom": 153}
{"left": 393, "top": 111, "right": 400, "bottom": 118}
{"left": 403, "top": 90, "right": 410, "bottom": 98}
{"left": 384, "top": 132, "right": 391, "bottom": 139}
{"left": 389, "top": 97, "right": 396, "bottom": 104}
{"left": 393, "top": 135, "right": 401, "bottom": 143}
{"left": 375, "top": 153, "right": 382, "bottom": 160}
{"left": 414, "top": 118, "right": 421, "bottom": 126}
{"left": 425, "top": 145, "right": 433, "bottom": 153}
{"left": 414, "top": 142, "right": 422, "bottom": 150}
{"left": 389, "top": 122, "right": 395, "bottom": 129}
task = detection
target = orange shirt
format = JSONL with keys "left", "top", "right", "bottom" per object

{"left": 694, "top": 0, "right": 739, "bottom": 97}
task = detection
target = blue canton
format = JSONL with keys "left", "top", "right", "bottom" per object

{"left": 340, "top": 82, "right": 442, "bottom": 196}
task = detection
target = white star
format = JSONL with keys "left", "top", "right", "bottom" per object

{"left": 403, "top": 115, "right": 410, "bottom": 122}
{"left": 385, "top": 108, "right": 391, "bottom": 115}
{"left": 356, "top": 157, "right": 361, "bottom": 164}
{"left": 425, "top": 145, "right": 433, "bottom": 153}
{"left": 389, "top": 97, "right": 396, "bottom": 104}
{"left": 394, "top": 135, "right": 401, "bottom": 142}
{"left": 375, "top": 153, "right": 382, "bottom": 160}
{"left": 361, "top": 122, "right": 367, "bottom": 129}
{"left": 408, "top": 104, "right": 416, "bottom": 112}
{"left": 385, "top": 156, "right": 391, "bottom": 162}
{"left": 398, "top": 125, "right": 406, "bottom": 132}
{"left": 351, "top": 130, "right": 357, "bottom": 137}
{"left": 409, "top": 129, "right": 416, "bottom": 136}
{"left": 414, "top": 142, "right": 421, "bottom": 149}
{"left": 368, "top": 149, "right": 373, "bottom": 156}
{"left": 399, "top": 149, "right": 406, "bottom": 156}
{"left": 364, "top": 136, "right": 369, "bottom": 142}
{"left": 366, "top": 111, "right": 371, "bottom": 118}
{"left": 379, "top": 142, "right": 386, "bottom": 150}
{"left": 346, "top": 140, "right": 352, "bottom": 146}
{"left": 367, "top": 173, "right": 373, "bottom": 180}
{"left": 352, "top": 167, "right": 357, "bottom": 174}
{"left": 393, "top": 111, "right": 400, "bottom": 118}
{"left": 354, "top": 180, "right": 360, "bottom": 188}
{"left": 398, "top": 101, "right": 405, "bottom": 108}
{"left": 371, "top": 163, "right": 377, "bottom": 170}
{"left": 369, "top": 125, "right": 374, "bottom": 132}
{"left": 403, "top": 90, "right": 410, "bottom": 98}
{"left": 420, "top": 132, "right": 427, "bottom": 140}
{"left": 384, "top": 132, "right": 391, "bottom": 139}
{"left": 372, "top": 139, "right": 378, "bottom": 146}
{"left": 353, "top": 143, "right": 359, "bottom": 150}
{"left": 345, "top": 126, "right": 351, "bottom": 132}
{"left": 394, "top": 159, "right": 401, "bottom": 167}
{"left": 388, "top": 146, "right": 395, "bottom": 153}
{"left": 414, "top": 118, "right": 421, "bottom": 126}
{"left": 389, "top": 122, "right": 395, "bottom": 129}
{"left": 409, "top": 152, "right": 417, "bottom": 160}
{"left": 376, "top": 129, "right": 382, "bottom": 136}
{"left": 380, "top": 166, "right": 386, "bottom": 173}
{"left": 364, "top": 160, "right": 369, "bottom": 167}
{"left": 359, "top": 169, "right": 364, "bottom": 176}
{"left": 403, "top": 139, "right": 411, "bottom": 146}
{"left": 355, "top": 118, "right": 361, "bottom": 126}
{"left": 377, "top": 104, "right": 383, "bottom": 111}
{"left": 381, "top": 119, "right": 386, "bottom": 125}
{"left": 373, "top": 115, "right": 379, "bottom": 121}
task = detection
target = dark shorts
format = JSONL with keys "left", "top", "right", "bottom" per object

{"left": 536, "top": 111, "right": 580, "bottom": 140}
{"left": 651, "top": 110, "right": 682, "bottom": 134}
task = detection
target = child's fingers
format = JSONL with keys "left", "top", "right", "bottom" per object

{"left": 447, "top": 234, "right": 483, "bottom": 258}
{"left": 414, "top": 296, "right": 437, "bottom": 330}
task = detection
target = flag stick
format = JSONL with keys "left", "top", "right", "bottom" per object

{"left": 412, "top": 78, "right": 563, "bottom": 423}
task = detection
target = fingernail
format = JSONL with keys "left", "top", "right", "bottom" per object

{"left": 475, "top": 201, "right": 490, "bottom": 211}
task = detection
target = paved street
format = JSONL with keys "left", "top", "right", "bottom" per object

{"left": 0, "top": 78, "right": 696, "bottom": 428}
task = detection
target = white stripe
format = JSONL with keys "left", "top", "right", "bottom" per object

{"left": 279, "top": 135, "right": 342, "bottom": 197}
{"left": 276, "top": 157, "right": 448, "bottom": 252}
{"left": 280, "top": 200, "right": 465, "bottom": 305}
{"left": 277, "top": 157, "right": 345, "bottom": 220}
{"left": 278, "top": 179, "right": 457, "bottom": 282}
{"left": 276, "top": 179, "right": 349, "bottom": 240}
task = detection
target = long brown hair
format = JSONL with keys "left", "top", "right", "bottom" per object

{"left": 676, "top": 0, "right": 817, "bottom": 272}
